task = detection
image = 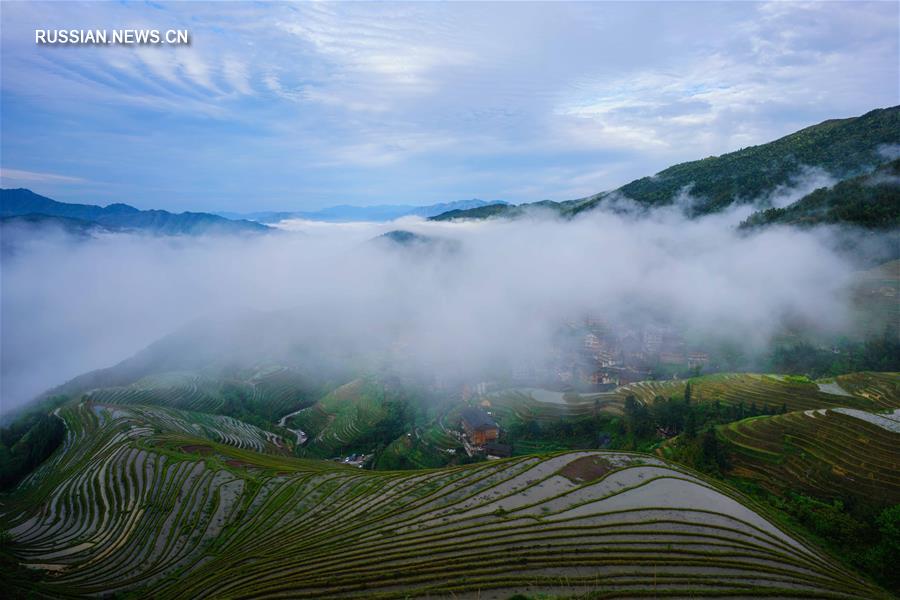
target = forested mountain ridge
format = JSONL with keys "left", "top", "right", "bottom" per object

{"left": 431, "top": 106, "right": 900, "bottom": 222}
{"left": 571, "top": 105, "right": 899, "bottom": 216}
{"left": 739, "top": 158, "right": 900, "bottom": 229}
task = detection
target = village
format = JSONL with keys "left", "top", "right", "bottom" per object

{"left": 463, "top": 315, "right": 712, "bottom": 393}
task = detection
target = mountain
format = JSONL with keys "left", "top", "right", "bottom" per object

{"left": 572, "top": 105, "right": 900, "bottom": 216}
{"left": 0, "top": 188, "right": 270, "bottom": 235}
{"left": 373, "top": 229, "right": 435, "bottom": 245}
{"left": 429, "top": 200, "right": 562, "bottom": 221}
{"left": 1, "top": 213, "right": 118, "bottom": 236}
{"left": 430, "top": 106, "right": 900, "bottom": 221}
{"left": 369, "top": 229, "right": 461, "bottom": 253}
{"left": 739, "top": 158, "right": 900, "bottom": 229}
{"left": 219, "top": 199, "right": 507, "bottom": 223}
{"left": 405, "top": 198, "right": 507, "bottom": 218}
{"left": 1, "top": 213, "right": 120, "bottom": 256}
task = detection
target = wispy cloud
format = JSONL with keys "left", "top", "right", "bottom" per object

{"left": 0, "top": 168, "right": 87, "bottom": 184}
{"left": 0, "top": 1, "right": 896, "bottom": 210}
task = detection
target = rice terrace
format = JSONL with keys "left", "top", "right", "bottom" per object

{"left": 1, "top": 369, "right": 899, "bottom": 598}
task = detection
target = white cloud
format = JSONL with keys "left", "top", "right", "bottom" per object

{"left": 221, "top": 56, "right": 253, "bottom": 95}
{"left": 0, "top": 168, "right": 86, "bottom": 184}
{"left": 1, "top": 207, "right": 877, "bottom": 412}
{"left": 0, "top": 1, "right": 895, "bottom": 208}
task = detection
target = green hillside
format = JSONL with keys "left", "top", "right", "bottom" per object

{"left": 81, "top": 366, "right": 323, "bottom": 426}
{"left": 719, "top": 408, "right": 900, "bottom": 506}
{"left": 429, "top": 202, "right": 517, "bottom": 221}
{"left": 290, "top": 378, "right": 393, "bottom": 458}
{"left": 570, "top": 106, "right": 900, "bottom": 216}
{"left": 1, "top": 399, "right": 887, "bottom": 599}
{"left": 429, "top": 106, "right": 900, "bottom": 222}
{"left": 618, "top": 372, "right": 900, "bottom": 413}
{"left": 740, "top": 159, "right": 900, "bottom": 229}
{"left": 651, "top": 374, "right": 900, "bottom": 592}
{"left": 429, "top": 201, "right": 562, "bottom": 221}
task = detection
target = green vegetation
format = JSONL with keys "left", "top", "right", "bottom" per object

{"left": 0, "top": 408, "right": 66, "bottom": 490}
{"left": 83, "top": 367, "right": 325, "bottom": 429}
{"left": 571, "top": 106, "right": 900, "bottom": 216}
{"left": 429, "top": 202, "right": 515, "bottom": 220}
{"left": 290, "top": 377, "right": 415, "bottom": 459}
{"left": 618, "top": 372, "right": 900, "bottom": 413}
{"left": 0, "top": 398, "right": 885, "bottom": 599}
{"left": 1, "top": 371, "right": 896, "bottom": 597}
{"left": 661, "top": 395, "right": 900, "bottom": 592}
{"left": 716, "top": 408, "right": 900, "bottom": 505}
{"left": 428, "top": 200, "right": 566, "bottom": 221}
{"left": 764, "top": 334, "right": 900, "bottom": 378}
{"left": 429, "top": 106, "right": 900, "bottom": 222}
{"left": 741, "top": 159, "right": 900, "bottom": 230}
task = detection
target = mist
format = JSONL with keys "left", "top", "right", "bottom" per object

{"left": 0, "top": 206, "right": 876, "bottom": 414}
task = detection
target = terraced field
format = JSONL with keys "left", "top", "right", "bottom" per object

{"left": 1, "top": 400, "right": 887, "bottom": 599}
{"left": 85, "top": 372, "right": 231, "bottom": 413}
{"left": 484, "top": 388, "right": 626, "bottom": 425}
{"left": 619, "top": 372, "right": 900, "bottom": 412}
{"left": 474, "top": 373, "right": 899, "bottom": 433}
{"left": 84, "top": 366, "right": 318, "bottom": 421}
{"left": 719, "top": 407, "right": 900, "bottom": 505}
{"left": 289, "top": 378, "right": 388, "bottom": 457}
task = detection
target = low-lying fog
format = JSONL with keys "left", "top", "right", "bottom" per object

{"left": 0, "top": 205, "right": 885, "bottom": 413}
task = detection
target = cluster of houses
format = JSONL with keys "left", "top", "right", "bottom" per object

{"left": 460, "top": 317, "right": 712, "bottom": 393}
{"left": 553, "top": 317, "right": 710, "bottom": 389}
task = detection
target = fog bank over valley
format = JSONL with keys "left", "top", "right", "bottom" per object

{"left": 2, "top": 204, "right": 885, "bottom": 414}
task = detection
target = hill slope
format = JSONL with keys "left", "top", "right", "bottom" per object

{"left": 572, "top": 105, "right": 900, "bottom": 216}
{"left": 739, "top": 158, "right": 900, "bottom": 229}
{"left": 1, "top": 400, "right": 886, "bottom": 599}
{"left": 719, "top": 407, "right": 900, "bottom": 506}
{"left": 431, "top": 106, "right": 900, "bottom": 222}
{"left": 618, "top": 372, "right": 900, "bottom": 413}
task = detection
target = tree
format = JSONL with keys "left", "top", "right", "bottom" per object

{"left": 684, "top": 410, "right": 698, "bottom": 439}
{"left": 698, "top": 426, "right": 729, "bottom": 474}
{"left": 875, "top": 504, "right": 900, "bottom": 587}
{"left": 623, "top": 395, "right": 653, "bottom": 445}
{"left": 0, "top": 413, "right": 66, "bottom": 490}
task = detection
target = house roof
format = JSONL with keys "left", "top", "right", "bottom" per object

{"left": 461, "top": 407, "right": 498, "bottom": 431}
{"left": 484, "top": 442, "right": 512, "bottom": 457}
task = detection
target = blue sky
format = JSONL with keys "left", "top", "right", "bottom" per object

{"left": 1, "top": 1, "right": 897, "bottom": 212}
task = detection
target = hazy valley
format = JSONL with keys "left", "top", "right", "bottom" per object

{"left": 0, "top": 99, "right": 898, "bottom": 599}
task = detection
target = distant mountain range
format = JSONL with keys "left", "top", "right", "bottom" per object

{"left": 0, "top": 188, "right": 270, "bottom": 235}
{"left": 217, "top": 199, "right": 506, "bottom": 223}
{"left": 430, "top": 106, "right": 900, "bottom": 226}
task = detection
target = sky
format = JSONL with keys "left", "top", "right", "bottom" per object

{"left": 0, "top": 1, "right": 897, "bottom": 212}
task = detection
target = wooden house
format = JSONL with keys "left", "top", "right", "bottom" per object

{"left": 461, "top": 407, "right": 499, "bottom": 446}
